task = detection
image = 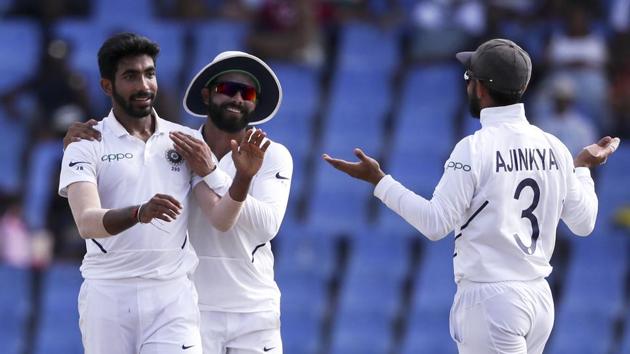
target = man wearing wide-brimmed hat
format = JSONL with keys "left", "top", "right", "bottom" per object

{"left": 179, "top": 51, "right": 292, "bottom": 354}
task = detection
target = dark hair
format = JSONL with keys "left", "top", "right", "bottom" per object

{"left": 97, "top": 32, "right": 160, "bottom": 81}
{"left": 485, "top": 84, "right": 523, "bottom": 106}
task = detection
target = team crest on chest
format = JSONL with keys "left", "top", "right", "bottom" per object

{"left": 165, "top": 149, "right": 184, "bottom": 171}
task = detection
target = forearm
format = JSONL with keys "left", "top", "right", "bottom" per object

{"left": 67, "top": 182, "right": 141, "bottom": 238}
{"left": 210, "top": 194, "right": 244, "bottom": 232}
{"left": 74, "top": 208, "right": 109, "bottom": 239}
{"left": 228, "top": 172, "right": 253, "bottom": 202}
{"left": 193, "top": 182, "right": 243, "bottom": 232}
{"left": 375, "top": 175, "right": 455, "bottom": 241}
{"left": 562, "top": 168, "right": 598, "bottom": 236}
{"left": 103, "top": 205, "right": 140, "bottom": 236}
{"left": 75, "top": 206, "right": 139, "bottom": 238}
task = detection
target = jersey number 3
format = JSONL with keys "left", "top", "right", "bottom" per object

{"left": 513, "top": 178, "right": 540, "bottom": 255}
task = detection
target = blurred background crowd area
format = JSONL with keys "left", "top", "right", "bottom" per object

{"left": 1, "top": 0, "right": 630, "bottom": 354}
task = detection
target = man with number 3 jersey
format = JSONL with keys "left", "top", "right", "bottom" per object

{"left": 323, "top": 38, "right": 621, "bottom": 354}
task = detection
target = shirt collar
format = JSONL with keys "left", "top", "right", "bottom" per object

{"left": 104, "top": 109, "right": 166, "bottom": 138}
{"left": 479, "top": 103, "right": 529, "bottom": 127}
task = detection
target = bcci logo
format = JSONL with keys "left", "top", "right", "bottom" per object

{"left": 165, "top": 149, "right": 184, "bottom": 171}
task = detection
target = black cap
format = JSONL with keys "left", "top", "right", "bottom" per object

{"left": 456, "top": 38, "right": 532, "bottom": 95}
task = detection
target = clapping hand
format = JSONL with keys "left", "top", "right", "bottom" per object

{"left": 231, "top": 128, "right": 271, "bottom": 179}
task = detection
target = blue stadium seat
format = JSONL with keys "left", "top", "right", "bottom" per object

{"left": 264, "top": 62, "right": 319, "bottom": 155}
{"left": 277, "top": 271, "right": 328, "bottom": 318}
{"left": 306, "top": 165, "right": 374, "bottom": 236}
{"left": 401, "top": 310, "right": 457, "bottom": 354}
{"left": 374, "top": 206, "right": 421, "bottom": 239}
{"left": 329, "top": 311, "right": 393, "bottom": 354}
{"left": 560, "top": 237, "right": 626, "bottom": 318}
{"left": 0, "top": 265, "right": 31, "bottom": 354}
{"left": 34, "top": 262, "right": 83, "bottom": 354}
{"left": 597, "top": 146, "right": 630, "bottom": 216}
{"left": 392, "top": 64, "right": 463, "bottom": 158}
{"left": 336, "top": 22, "right": 400, "bottom": 75}
{"left": 0, "top": 108, "right": 29, "bottom": 194}
{"left": 24, "top": 140, "right": 64, "bottom": 230}
{"left": 411, "top": 239, "right": 456, "bottom": 313}
{"left": 282, "top": 311, "right": 321, "bottom": 354}
{"left": 54, "top": 20, "right": 112, "bottom": 111}
{"left": 385, "top": 65, "right": 463, "bottom": 208}
{"left": 547, "top": 309, "right": 615, "bottom": 354}
{"left": 275, "top": 231, "right": 336, "bottom": 281}
{"left": 346, "top": 233, "right": 410, "bottom": 281}
{"left": 321, "top": 70, "right": 390, "bottom": 155}
{"left": 336, "top": 272, "right": 401, "bottom": 320}
{"left": 0, "top": 19, "right": 41, "bottom": 92}
{"left": 92, "top": 0, "right": 155, "bottom": 26}
{"left": 385, "top": 149, "right": 446, "bottom": 199}
{"left": 187, "top": 20, "right": 248, "bottom": 81}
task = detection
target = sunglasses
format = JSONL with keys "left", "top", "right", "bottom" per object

{"left": 213, "top": 81, "right": 258, "bottom": 102}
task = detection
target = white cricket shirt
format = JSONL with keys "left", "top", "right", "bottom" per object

{"left": 188, "top": 138, "right": 292, "bottom": 313}
{"left": 375, "top": 104, "right": 598, "bottom": 283}
{"left": 59, "top": 111, "right": 200, "bottom": 280}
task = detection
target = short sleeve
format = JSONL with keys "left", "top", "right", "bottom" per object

{"left": 59, "top": 141, "right": 98, "bottom": 197}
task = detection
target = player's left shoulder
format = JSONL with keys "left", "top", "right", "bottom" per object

{"left": 263, "top": 139, "right": 292, "bottom": 162}
{"left": 258, "top": 139, "right": 293, "bottom": 177}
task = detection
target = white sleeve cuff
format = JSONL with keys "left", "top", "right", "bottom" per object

{"left": 201, "top": 168, "right": 232, "bottom": 196}
{"left": 374, "top": 175, "right": 396, "bottom": 200}
{"left": 574, "top": 167, "right": 592, "bottom": 178}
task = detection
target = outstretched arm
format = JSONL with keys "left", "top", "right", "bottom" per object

{"left": 323, "top": 141, "right": 476, "bottom": 241}
{"left": 563, "top": 136, "right": 621, "bottom": 236}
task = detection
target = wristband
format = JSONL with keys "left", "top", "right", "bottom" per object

{"left": 137, "top": 203, "right": 145, "bottom": 223}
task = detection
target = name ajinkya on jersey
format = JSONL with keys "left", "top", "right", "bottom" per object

{"left": 495, "top": 147, "right": 559, "bottom": 173}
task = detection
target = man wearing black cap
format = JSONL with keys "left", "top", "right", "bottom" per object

{"left": 323, "top": 38, "right": 620, "bottom": 353}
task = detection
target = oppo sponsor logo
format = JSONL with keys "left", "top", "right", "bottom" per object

{"left": 446, "top": 161, "right": 471, "bottom": 172}
{"left": 101, "top": 153, "right": 133, "bottom": 162}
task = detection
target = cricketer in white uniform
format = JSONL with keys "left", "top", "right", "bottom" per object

{"left": 182, "top": 52, "right": 292, "bottom": 353}
{"left": 323, "top": 38, "right": 621, "bottom": 354}
{"left": 58, "top": 33, "right": 249, "bottom": 354}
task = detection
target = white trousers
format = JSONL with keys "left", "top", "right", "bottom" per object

{"left": 200, "top": 310, "right": 282, "bottom": 354}
{"left": 78, "top": 276, "right": 202, "bottom": 354}
{"left": 449, "top": 278, "right": 554, "bottom": 354}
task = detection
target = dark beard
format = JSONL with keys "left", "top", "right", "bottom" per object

{"left": 468, "top": 83, "right": 481, "bottom": 118}
{"left": 208, "top": 101, "right": 251, "bottom": 133}
{"left": 112, "top": 86, "right": 155, "bottom": 119}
